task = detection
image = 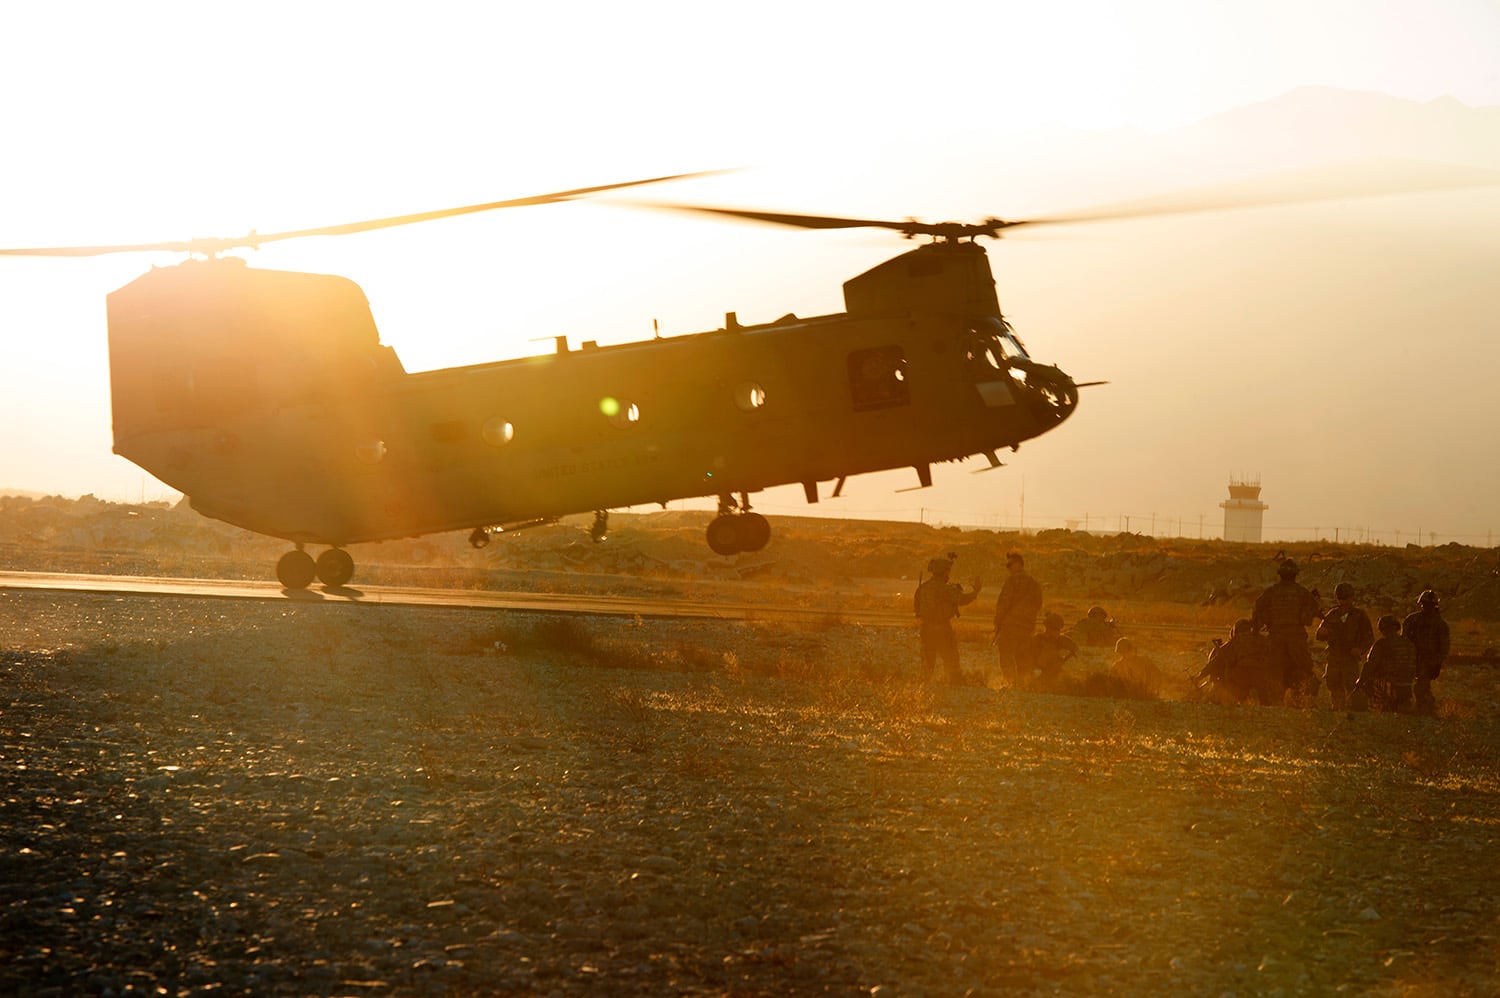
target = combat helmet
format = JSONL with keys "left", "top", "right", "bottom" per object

{"left": 1417, "top": 589, "right": 1439, "bottom": 607}
{"left": 1278, "top": 559, "right": 1299, "bottom": 578}
{"left": 927, "top": 557, "right": 951, "bottom": 576}
{"left": 1334, "top": 582, "right": 1354, "bottom": 599}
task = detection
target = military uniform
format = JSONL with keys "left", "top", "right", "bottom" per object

{"left": 1068, "top": 608, "right": 1119, "bottom": 648}
{"left": 992, "top": 560, "right": 1043, "bottom": 684}
{"left": 915, "top": 562, "right": 980, "bottom": 684}
{"left": 1354, "top": 632, "right": 1419, "bottom": 712}
{"left": 1402, "top": 597, "right": 1449, "bottom": 714}
{"left": 1200, "top": 628, "right": 1280, "bottom": 705}
{"left": 1252, "top": 565, "right": 1322, "bottom": 700}
{"left": 1316, "top": 598, "right": 1374, "bottom": 710}
{"left": 1029, "top": 615, "right": 1077, "bottom": 687}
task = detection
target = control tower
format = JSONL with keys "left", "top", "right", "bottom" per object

{"left": 1221, "top": 478, "right": 1268, "bottom": 543}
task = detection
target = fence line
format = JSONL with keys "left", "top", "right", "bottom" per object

{"left": 711, "top": 499, "right": 1497, "bottom": 548}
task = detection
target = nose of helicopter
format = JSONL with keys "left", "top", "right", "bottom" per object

{"left": 1010, "top": 357, "right": 1080, "bottom": 426}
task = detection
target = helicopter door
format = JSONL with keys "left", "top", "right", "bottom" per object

{"left": 847, "top": 345, "right": 910, "bottom": 412}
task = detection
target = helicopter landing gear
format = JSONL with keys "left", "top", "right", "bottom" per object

{"left": 316, "top": 547, "right": 355, "bottom": 588}
{"left": 706, "top": 494, "right": 770, "bottom": 556}
{"left": 590, "top": 510, "right": 609, "bottom": 543}
{"left": 276, "top": 545, "right": 355, "bottom": 589}
{"left": 276, "top": 547, "right": 317, "bottom": 590}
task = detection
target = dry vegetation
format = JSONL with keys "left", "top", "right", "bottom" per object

{"left": 2, "top": 497, "right": 1499, "bottom": 994}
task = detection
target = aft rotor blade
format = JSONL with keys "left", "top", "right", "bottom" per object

{"left": 250, "top": 170, "right": 728, "bottom": 244}
{"left": 0, "top": 170, "right": 725, "bottom": 258}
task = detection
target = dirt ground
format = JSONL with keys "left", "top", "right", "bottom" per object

{"left": 3, "top": 588, "right": 1499, "bottom": 996}
{"left": 2, "top": 498, "right": 1499, "bottom": 994}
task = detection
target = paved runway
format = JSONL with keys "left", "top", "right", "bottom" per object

{"left": 0, "top": 569, "right": 900, "bottom": 626}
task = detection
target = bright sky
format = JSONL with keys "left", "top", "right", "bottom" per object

{"left": 2, "top": 1, "right": 1498, "bottom": 543}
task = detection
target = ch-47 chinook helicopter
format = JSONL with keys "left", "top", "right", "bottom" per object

{"left": 3, "top": 172, "right": 1101, "bottom": 589}
{"left": 5, "top": 163, "right": 1467, "bottom": 589}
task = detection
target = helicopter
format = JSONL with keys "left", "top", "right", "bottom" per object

{"left": 4, "top": 163, "right": 1469, "bottom": 589}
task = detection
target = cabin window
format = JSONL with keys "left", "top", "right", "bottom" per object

{"left": 847, "top": 346, "right": 909, "bottom": 411}
{"left": 600, "top": 396, "right": 641, "bottom": 428}
{"left": 734, "top": 382, "right": 767, "bottom": 412}
{"left": 482, "top": 418, "right": 515, "bottom": 446}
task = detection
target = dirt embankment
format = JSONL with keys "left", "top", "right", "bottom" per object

{"left": 4, "top": 496, "right": 1498, "bottom": 617}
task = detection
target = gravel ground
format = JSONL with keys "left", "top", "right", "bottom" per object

{"left": 3, "top": 589, "right": 1499, "bottom": 996}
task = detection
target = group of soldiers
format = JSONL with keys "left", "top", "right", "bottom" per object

{"left": 1199, "top": 558, "right": 1450, "bottom": 712}
{"left": 914, "top": 550, "right": 1091, "bottom": 687}
{"left": 914, "top": 550, "right": 1452, "bottom": 713}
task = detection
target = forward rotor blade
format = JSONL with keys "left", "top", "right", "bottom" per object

{"left": 643, "top": 158, "right": 1499, "bottom": 242}
{"left": 1002, "top": 159, "right": 1500, "bottom": 233}
{"left": 648, "top": 205, "right": 913, "bottom": 231}
{"left": 0, "top": 170, "right": 725, "bottom": 258}
{"left": 636, "top": 203, "right": 1012, "bottom": 240}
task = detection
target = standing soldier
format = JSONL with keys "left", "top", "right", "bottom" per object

{"left": 914, "top": 555, "right": 982, "bottom": 685}
{"left": 1251, "top": 559, "right": 1322, "bottom": 702}
{"left": 1316, "top": 582, "right": 1375, "bottom": 710}
{"left": 1402, "top": 589, "right": 1450, "bottom": 715}
{"left": 992, "top": 551, "right": 1043, "bottom": 685}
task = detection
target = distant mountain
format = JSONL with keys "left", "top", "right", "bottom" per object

{"left": 1186, "top": 86, "right": 1500, "bottom": 169}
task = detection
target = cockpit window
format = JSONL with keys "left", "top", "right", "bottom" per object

{"left": 966, "top": 317, "right": 1029, "bottom": 379}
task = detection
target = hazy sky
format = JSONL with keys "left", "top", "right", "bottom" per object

{"left": 2, "top": 1, "right": 1498, "bottom": 543}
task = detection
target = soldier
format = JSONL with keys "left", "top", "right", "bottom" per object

{"left": 992, "top": 552, "right": 1042, "bottom": 685}
{"left": 1069, "top": 605, "right": 1120, "bottom": 647}
{"left": 1251, "top": 559, "right": 1322, "bottom": 703}
{"left": 1029, "top": 611, "right": 1077, "bottom": 687}
{"left": 1402, "top": 589, "right": 1450, "bottom": 715}
{"left": 1352, "top": 614, "right": 1418, "bottom": 712}
{"left": 1109, "top": 637, "right": 1165, "bottom": 692}
{"left": 1196, "top": 618, "right": 1280, "bottom": 705}
{"left": 1315, "top": 582, "right": 1374, "bottom": 710}
{"left": 914, "top": 555, "right": 982, "bottom": 684}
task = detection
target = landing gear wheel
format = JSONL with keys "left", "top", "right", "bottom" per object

{"left": 316, "top": 548, "right": 355, "bottom": 587}
{"left": 276, "top": 549, "right": 317, "bottom": 590}
{"left": 706, "top": 515, "right": 742, "bottom": 556}
{"left": 739, "top": 512, "right": 771, "bottom": 553}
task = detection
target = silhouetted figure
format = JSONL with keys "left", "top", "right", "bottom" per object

{"left": 1252, "top": 559, "right": 1322, "bottom": 702}
{"left": 1402, "top": 589, "right": 1450, "bottom": 715}
{"left": 992, "top": 552, "right": 1042, "bottom": 685}
{"left": 1109, "top": 637, "right": 1164, "bottom": 693}
{"left": 1197, "top": 618, "right": 1280, "bottom": 705}
{"left": 1352, "top": 615, "right": 1418, "bottom": 713}
{"left": 1316, "top": 582, "right": 1374, "bottom": 710}
{"left": 914, "top": 555, "right": 982, "bottom": 685}
{"left": 1029, "top": 612, "right": 1077, "bottom": 687}
{"left": 1068, "top": 605, "right": 1120, "bottom": 647}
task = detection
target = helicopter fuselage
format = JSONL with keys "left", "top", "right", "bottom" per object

{"left": 105, "top": 239, "right": 1077, "bottom": 576}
